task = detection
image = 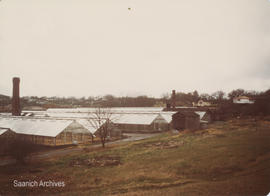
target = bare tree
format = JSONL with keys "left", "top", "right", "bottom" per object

{"left": 87, "top": 108, "right": 115, "bottom": 148}
{"left": 228, "top": 89, "right": 245, "bottom": 100}
{"left": 211, "top": 91, "right": 226, "bottom": 103}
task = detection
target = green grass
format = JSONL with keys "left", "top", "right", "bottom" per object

{"left": 1, "top": 119, "right": 270, "bottom": 195}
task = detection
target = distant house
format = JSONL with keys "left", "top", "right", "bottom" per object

{"left": 172, "top": 111, "right": 200, "bottom": 131}
{"left": 233, "top": 96, "right": 254, "bottom": 104}
{"left": 193, "top": 100, "right": 211, "bottom": 107}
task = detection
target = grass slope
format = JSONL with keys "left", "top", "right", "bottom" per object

{"left": 1, "top": 119, "right": 270, "bottom": 195}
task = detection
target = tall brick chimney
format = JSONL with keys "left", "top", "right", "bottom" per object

{"left": 171, "top": 90, "right": 176, "bottom": 110}
{"left": 12, "top": 77, "right": 21, "bottom": 116}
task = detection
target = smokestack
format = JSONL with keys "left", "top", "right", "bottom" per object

{"left": 12, "top": 77, "right": 21, "bottom": 116}
{"left": 171, "top": 90, "right": 176, "bottom": 110}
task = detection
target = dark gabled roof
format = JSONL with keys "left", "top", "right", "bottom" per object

{"left": 172, "top": 111, "right": 200, "bottom": 118}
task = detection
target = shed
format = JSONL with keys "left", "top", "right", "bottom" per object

{"left": 172, "top": 111, "right": 200, "bottom": 131}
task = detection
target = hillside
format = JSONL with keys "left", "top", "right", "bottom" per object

{"left": 1, "top": 118, "right": 270, "bottom": 195}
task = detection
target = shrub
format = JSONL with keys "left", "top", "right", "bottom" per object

{"left": 7, "top": 138, "right": 37, "bottom": 164}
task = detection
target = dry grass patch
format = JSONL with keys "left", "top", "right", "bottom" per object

{"left": 143, "top": 140, "right": 185, "bottom": 149}
{"left": 69, "top": 155, "right": 121, "bottom": 167}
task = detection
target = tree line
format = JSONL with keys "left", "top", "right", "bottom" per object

{"left": 0, "top": 88, "right": 268, "bottom": 109}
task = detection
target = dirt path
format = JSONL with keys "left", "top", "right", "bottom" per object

{"left": 0, "top": 133, "right": 161, "bottom": 166}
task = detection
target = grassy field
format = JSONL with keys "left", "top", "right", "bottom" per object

{"left": 1, "top": 118, "right": 270, "bottom": 195}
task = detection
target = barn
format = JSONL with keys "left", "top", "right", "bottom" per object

{"left": 0, "top": 117, "right": 96, "bottom": 146}
{"left": 172, "top": 111, "right": 200, "bottom": 131}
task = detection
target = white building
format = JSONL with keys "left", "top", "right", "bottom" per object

{"left": 193, "top": 100, "right": 211, "bottom": 107}
{"left": 233, "top": 96, "right": 254, "bottom": 104}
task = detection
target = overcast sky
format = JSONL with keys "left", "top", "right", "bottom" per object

{"left": 0, "top": 0, "right": 270, "bottom": 98}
